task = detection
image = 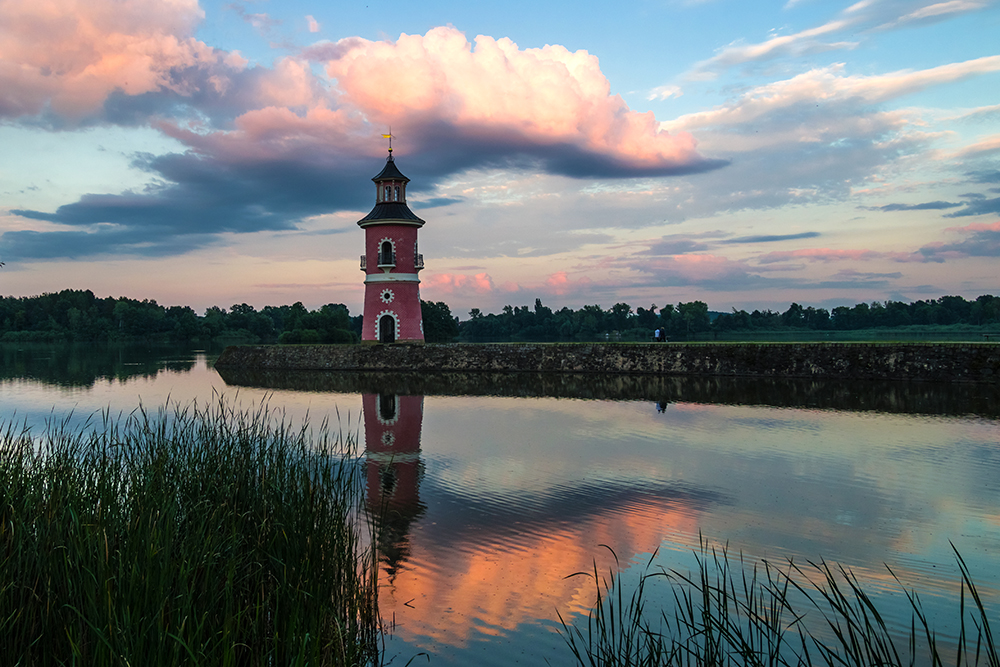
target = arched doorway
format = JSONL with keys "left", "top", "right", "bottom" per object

{"left": 379, "top": 314, "right": 396, "bottom": 343}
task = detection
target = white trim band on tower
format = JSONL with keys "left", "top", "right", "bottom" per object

{"left": 364, "top": 273, "right": 420, "bottom": 284}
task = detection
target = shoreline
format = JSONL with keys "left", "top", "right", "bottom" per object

{"left": 215, "top": 341, "right": 1000, "bottom": 384}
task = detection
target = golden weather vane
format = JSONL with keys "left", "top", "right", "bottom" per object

{"left": 381, "top": 129, "right": 395, "bottom": 154}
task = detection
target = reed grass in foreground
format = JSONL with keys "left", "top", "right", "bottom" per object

{"left": 560, "top": 542, "right": 997, "bottom": 667}
{"left": 0, "top": 399, "right": 380, "bottom": 666}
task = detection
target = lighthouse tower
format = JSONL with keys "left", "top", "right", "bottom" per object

{"left": 358, "top": 147, "right": 426, "bottom": 343}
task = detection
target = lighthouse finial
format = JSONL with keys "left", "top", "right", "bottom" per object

{"left": 381, "top": 129, "right": 394, "bottom": 158}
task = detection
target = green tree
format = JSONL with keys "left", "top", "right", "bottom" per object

{"left": 677, "top": 301, "right": 710, "bottom": 336}
{"left": 421, "top": 300, "right": 459, "bottom": 343}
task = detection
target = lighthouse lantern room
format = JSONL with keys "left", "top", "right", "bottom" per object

{"left": 358, "top": 147, "right": 426, "bottom": 344}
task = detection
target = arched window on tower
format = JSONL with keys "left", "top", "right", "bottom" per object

{"left": 394, "top": 186, "right": 400, "bottom": 201}
{"left": 379, "top": 240, "right": 395, "bottom": 267}
{"left": 384, "top": 185, "right": 390, "bottom": 201}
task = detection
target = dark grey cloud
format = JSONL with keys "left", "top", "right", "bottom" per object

{"left": 968, "top": 170, "right": 1000, "bottom": 184}
{"left": 398, "top": 121, "right": 728, "bottom": 180}
{"left": 721, "top": 231, "right": 821, "bottom": 244}
{"left": 100, "top": 63, "right": 315, "bottom": 128}
{"left": 646, "top": 239, "right": 711, "bottom": 255}
{"left": 0, "top": 228, "right": 220, "bottom": 259}
{"left": 642, "top": 231, "right": 730, "bottom": 256}
{"left": 868, "top": 201, "right": 961, "bottom": 212}
{"left": 3, "top": 148, "right": 372, "bottom": 259}
{"left": 617, "top": 252, "right": 911, "bottom": 294}
{"left": 6, "top": 121, "right": 727, "bottom": 260}
{"left": 944, "top": 196, "right": 1000, "bottom": 218}
{"left": 918, "top": 224, "right": 1000, "bottom": 260}
{"left": 416, "top": 197, "right": 465, "bottom": 208}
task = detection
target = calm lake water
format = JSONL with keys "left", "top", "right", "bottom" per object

{"left": 2, "top": 343, "right": 999, "bottom": 666}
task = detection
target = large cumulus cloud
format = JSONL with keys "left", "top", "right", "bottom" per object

{"left": 312, "top": 28, "right": 719, "bottom": 178}
{"left": 0, "top": 0, "right": 239, "bottom": 122}
{"left": 1, "top": 8, "right": 720, "bottom": 260}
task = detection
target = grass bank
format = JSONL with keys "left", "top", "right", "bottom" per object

{"left": 0, "top": 399, "right": 380, "bottom": 666}
{"left": 561, "top": 542, "right": 997, "bottom": 667}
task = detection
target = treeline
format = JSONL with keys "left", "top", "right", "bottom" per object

{"left": 714, "top": 295, "right": 1000, "bottom": 332}
{"left": 458, "top": 295, "right": 1000, "bottom": 342}
{"left": 3, "top": 289, "right": 997, "bottom": 345}
{"left": 0, "top": 290, "right": 361, "bottom": 344}
{"left": 0, "top": 289, "right": 461, "bottom": 344}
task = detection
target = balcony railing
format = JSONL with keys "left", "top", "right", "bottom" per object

{"left": 363, "top": 252, "right": 419, "bottom": 270}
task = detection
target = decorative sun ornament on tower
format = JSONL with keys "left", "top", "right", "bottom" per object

{"left": 358, "top": 137, "right": 425, "bottom": 344}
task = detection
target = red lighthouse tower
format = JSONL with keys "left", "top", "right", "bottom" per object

{"left": 358, "top": 147, "right": 425, "bottom": 344}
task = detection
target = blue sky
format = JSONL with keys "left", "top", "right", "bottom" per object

{"left": 1, "top": 0, "right": 998, "bottom": 316}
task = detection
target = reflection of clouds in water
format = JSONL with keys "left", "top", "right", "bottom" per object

{"left": 421, "top": 459, "right": 726, "bottom": 540}
{"left": 417, "top": 396, "right": 1000, "bottom": 605}
{"left": 381, "top": 486, "right": 706, "bottom": 649}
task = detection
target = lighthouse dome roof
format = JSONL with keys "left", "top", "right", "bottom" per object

{"left": 372, "top": 156, "right": 409, "bottom": 182}
{"left": 358, "top": 202, "right": 425, "bottom": 226}
{"left": 358, "top": 152, "right": 425, "bottom": 227}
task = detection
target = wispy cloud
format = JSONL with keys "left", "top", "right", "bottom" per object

{"left": 865, "top": 201, "right": 962, "bottom": 211}
{"left": 686, "top": 0, "right": 996, "bottom": 79}
{"left": 722, "top": 231, "right": 821, "bottom": 244}
{"left": 647, "top": 85, "right": 683, "bottom": 101}
{"left": 875, "top": 0, "right": 990, "bottom": 29}
{"left": 227, "top": 3, "right": 282, "bottom": 37}
{"left": 668, "top": 56, "right": 1000, "bottom": 133}
{"left": 757, "top": 248, "right": 883, "bottom": 264}
{"left": 947, "top": 134, "right": 1000, "bottom": 159}
{"left": 688, "top": 19, "right": 856, "bottom": 80}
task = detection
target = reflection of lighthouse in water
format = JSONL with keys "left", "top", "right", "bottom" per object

{"left": 363, "top": 393, "right": 425, "bottom": 578}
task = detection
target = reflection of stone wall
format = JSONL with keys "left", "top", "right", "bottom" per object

{"left": 216, "top": 342, "right": 1000, "bottom": 383}
{"left": 214, "top": 368, "right": 1000, "bottom": 417}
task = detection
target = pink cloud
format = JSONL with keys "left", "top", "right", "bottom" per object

{"left": 884, "top": 251, "right": 938, "bottom": 263}
{"left": 542, "top": 271, "right": 593, "bottom": 297}
{"left": 423, "top": 272, "right": 495, "bottom": 295}
{"left": 945, "top": 220, "right": 1000, "bottom": 233}
{"left": 317, "top": 27, "right": 705, "bottom": 172}
{"left": 545, "top": 271, "right": 569, "bottom": 290}
{"left": 756, "top": 248, "right": 882, "bottom": 263}
{"left": 156, "top": 104, "right": 365, "bottom": 162}
{"left": 644, "top": 254, "right": 754, "bottom": 282}
{"left": 0, "top": 0, "right": 236, "bottom": 120}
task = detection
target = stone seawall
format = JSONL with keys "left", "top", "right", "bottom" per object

{"left": 215, "top": 342, "right": 999, "bottom": 383}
